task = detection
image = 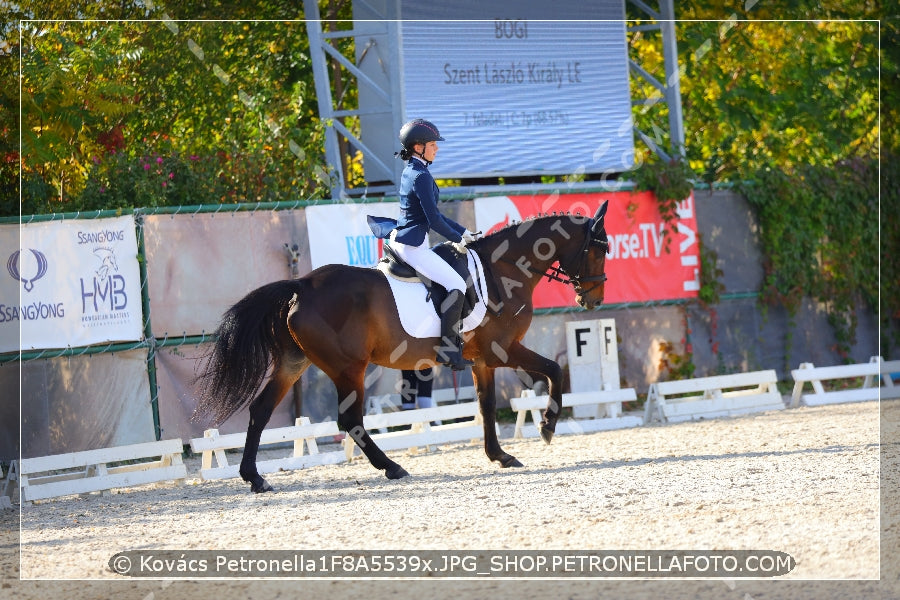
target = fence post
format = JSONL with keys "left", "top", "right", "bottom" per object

{"left": 134, "top": 210, "right": 161, "bottom": 440}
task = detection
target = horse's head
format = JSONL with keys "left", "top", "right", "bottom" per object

{"left": 473, "top": 202, "right": 610, "bottom": 311}
{"left": 564, "top": 201, "right": 609, "bottom": 310}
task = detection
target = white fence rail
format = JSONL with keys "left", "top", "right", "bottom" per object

{"left": 510, "top": 389, "right": 642, "bottom": 438}
{"left": 15, "top": 359, "right": 896, "bottom": 503}
{"left": 20, "top": 439, "right": 186, "bottom": 502}
{"left": 644, "top": 370, "right": 784, "bottom": 424}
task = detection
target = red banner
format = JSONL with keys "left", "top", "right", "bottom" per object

{"left": 473, "top": 191, "right": 700, "bottom": 308}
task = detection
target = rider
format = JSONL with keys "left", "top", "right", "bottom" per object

{"left": 369, "top": 118, "right": 478, "bottom": 370}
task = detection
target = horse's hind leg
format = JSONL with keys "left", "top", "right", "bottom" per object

{"left": 333, "top": 367, "right": 408, "bottom": 480}
{"left": 239, "top": 356, "right": 310, "bottom": 493}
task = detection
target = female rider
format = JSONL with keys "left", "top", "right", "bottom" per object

{"left": 369, "top": 118, "right": 478, "bottom": 370}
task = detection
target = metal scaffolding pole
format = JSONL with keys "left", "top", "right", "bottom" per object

{"left": 628, "top": 0, "right": 685, "bottom": 159}
{"left": 305, "top": 0, "right": 345, "bottom": 199}
{"left": 659, "top": 0, "right": 685, "bottom": 157}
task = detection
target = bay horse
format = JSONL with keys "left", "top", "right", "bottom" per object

{"left": 193, "top": 200, "right": 610, "bottom": 492}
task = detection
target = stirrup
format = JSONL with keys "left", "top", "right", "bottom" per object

{"left": 436, "top": 340, "right": 473, "bottom": 371}
{"left": 439, "top": 352, "right": 473, "bottom": 371}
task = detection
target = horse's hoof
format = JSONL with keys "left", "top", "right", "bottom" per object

{"left": 251, "top": 478, "right": 275, "bottom": 493}
{"left": 540, "top": 427, "right": 554, "bottom": 445}
{"left": 385, "top": 465, "right": 409, "bottom": 479}
{"left": 500, "top": 455, "right": 523, "bottom": 468}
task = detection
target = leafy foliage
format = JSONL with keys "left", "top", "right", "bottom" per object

{"left": 7, "top": 3, "right": 335, "bottom": 215}
{"left": 20, "top": 23, "right": 138, "bottom": 208}
{"left": 740, "top": 158, "right": 879, "bottom": 359}
{"left": 631, "top": 155, "right": 694, "bottom": 253}
{"left": 629, "top": 12, "right": 879, "bottom": 184}
{"left": 657, "top": 338, "right": 696, "bottom": 382}
{"left": 880, "top": 154, "right": 900, "bottom": 355}
{"left": 696, "top": 234, "right": 724, "bottom": 308}
{"left": 627, "top": 4, "right": 889, "bottom": 359}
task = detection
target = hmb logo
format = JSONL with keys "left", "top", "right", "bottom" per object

{"left": 80, "top": 246, "right": 127, "bottom": 313}
{"left": 7, "top": 248, "right": 48, "bottom": 292}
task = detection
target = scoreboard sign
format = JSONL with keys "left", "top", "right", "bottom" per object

{"left": 399, "top": 0, "right": 634, "bottom": 178}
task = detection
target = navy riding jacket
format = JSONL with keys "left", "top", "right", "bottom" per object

{"left": 374, "top": 158, "right": 465, "bottom": 246}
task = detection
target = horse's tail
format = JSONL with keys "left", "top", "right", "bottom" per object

{"left": 192, "top": 280, "right": 302, "bottom": 426}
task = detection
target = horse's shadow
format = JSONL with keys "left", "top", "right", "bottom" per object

{"left": 261, "top": 440, "right": 877, "bottom": 503}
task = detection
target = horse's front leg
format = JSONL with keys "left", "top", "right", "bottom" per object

{"left": 505, "top": 342, "right": 563, "bottom": 445}
{"left": 472, "top": 361, "right": 522, "bottom": 468}
{"left": 333, "top": 368, "right": 409, "bottom": 480}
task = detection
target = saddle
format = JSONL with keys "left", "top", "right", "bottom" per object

{"left": 377, "top": 241, "right": 481, "bottom": 320}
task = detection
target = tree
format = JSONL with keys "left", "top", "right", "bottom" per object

{"left": 627, "top": 2, "right": 891, "bottom": 356}
{"left": 4, "top": 0, "right": 340, "bottom": 215}
{"left": 629, "top": 5, "right": 879, "bottom": 181}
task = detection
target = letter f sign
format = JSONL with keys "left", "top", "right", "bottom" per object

{"left": 574, "top": 327, "right": 591, "bottom": 357}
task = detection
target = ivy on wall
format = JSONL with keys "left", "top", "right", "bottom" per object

{"left": 632, "top": 156, "right": 695, "bottom": 253}
{"left": 636, "top": 153, "right": 891, "bottom": 370}
{"left": 740, "top": 157, "right": 882, "bottom": 360}
{"left": 635, "top": 156, "right": 718, "bottom": 381}
{"left": 632, "top": 155, "right": 724, "bottom": 308}
{"left": 883, "top": 154, "right": 900, "bottom": 356}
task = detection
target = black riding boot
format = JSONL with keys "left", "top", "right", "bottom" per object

{"left": 436, "top": 289, "right": 474, "bottom": 371}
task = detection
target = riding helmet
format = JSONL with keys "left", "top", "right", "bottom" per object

{"left": 398, "top": 119, "right": 445, "bottom": 149}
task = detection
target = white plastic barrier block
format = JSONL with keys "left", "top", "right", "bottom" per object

{"left": 882, "top": 360, "right": 900, "bottom": 400}
{"left": 791, "top": 356, "right": 892, "bottom": 407}
{"left": 510, "top": 389, "right": 642, "bottom": 438}
{"left": 365, "top": 386, "right": 477, "bottom": 432}
{"left": 189, "top": 417, "right": 344, "bottom": 481}
{"left": 20, "top": 439, "right": 186, "bottom": 502}
{"left": 1, "top": 460, "right": 17, "bottom": 508}
{"left": 644, "top": 370, "right": 784, "bottom": 424}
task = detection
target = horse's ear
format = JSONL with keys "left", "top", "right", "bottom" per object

{"left": 591, "top": 200, "right": 609, "bottom": 231}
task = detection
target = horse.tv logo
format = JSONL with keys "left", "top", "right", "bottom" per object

{"left": 7, "top": 249, "right": 48, "bottom": 292}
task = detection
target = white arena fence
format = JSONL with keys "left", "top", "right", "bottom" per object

{"left": 10, "top": 356, "right": 898, "bottom": 504}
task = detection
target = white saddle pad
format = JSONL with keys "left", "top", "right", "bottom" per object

{"left": 379, "top": 250, "right": 489, "bottom": 338}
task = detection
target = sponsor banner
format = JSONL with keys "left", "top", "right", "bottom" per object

{"left": 474, "top": 191, "right": 700, "bottom": 308}
{"left": 306, "top": 202, "right": 405, "bottom": 269}
{"left": 0, "top": 215, "right": 143, "bottom": 352}
{"left": 304, "top": 192, "right": 699, "bottom": 309}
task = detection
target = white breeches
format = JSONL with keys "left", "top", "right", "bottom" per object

{"left": 390, "top": 234, "right": 466, "bottom": 293}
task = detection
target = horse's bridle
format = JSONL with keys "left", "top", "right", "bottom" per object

{"left": 556, "top": 218, "right": 609, "bottom": 299}
{"left": 504, "top": 216, "right": 609, "bottom": 297}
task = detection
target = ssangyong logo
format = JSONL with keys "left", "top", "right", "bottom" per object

{"left": 7, "top": 249, "right": 48, "bottom": 292}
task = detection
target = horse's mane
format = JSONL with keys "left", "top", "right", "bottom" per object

{"left": 468, "top": 211, "right": 588, "bottom": 249}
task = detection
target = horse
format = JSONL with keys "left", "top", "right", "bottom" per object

{"left": 192, "top": 200, "right": 610, "bottom": 493}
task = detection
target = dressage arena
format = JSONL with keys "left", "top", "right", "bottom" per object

{"left": 7, "top": 398, "right": 897, "bottom": 600}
